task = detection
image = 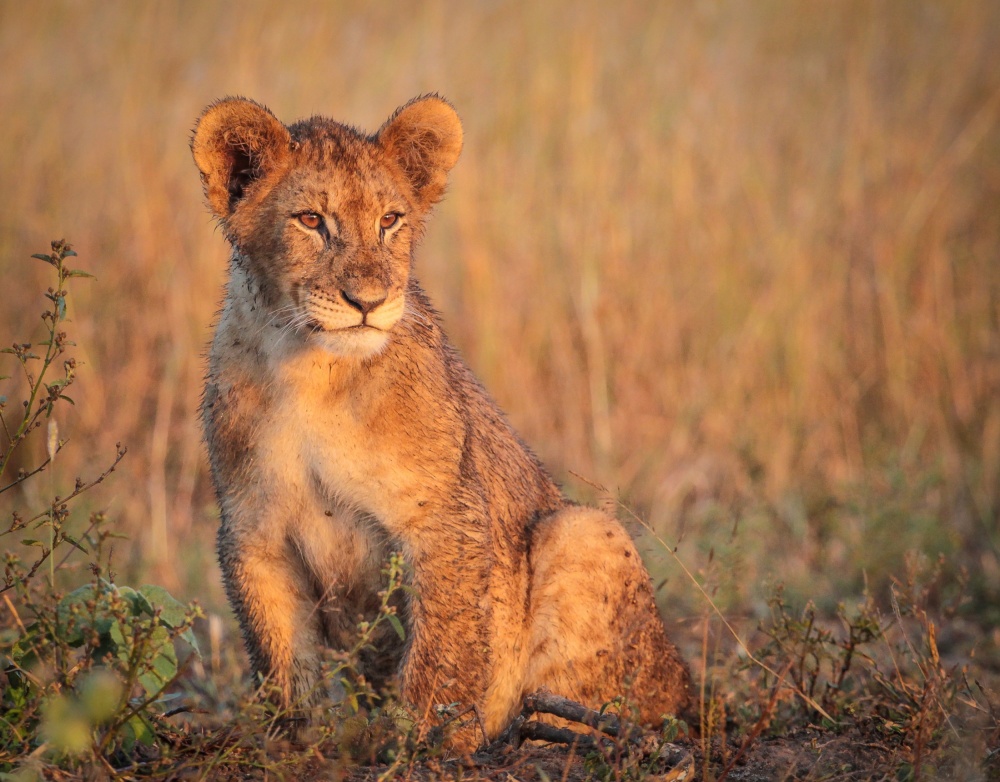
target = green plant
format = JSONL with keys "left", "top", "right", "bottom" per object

{"left": 0, "top": 245, "right": 427, "bottom": 778}
{"left": 1, "top": 239, "right": 93, "bottom": 590}
{"left": 0, "top": 242, "right": 200, "bottom": 774}
{"left": 736, "top": 558, "right": 993, "bottom": 779}
{"left": 753, "top": 585, "right": 883, "bottom": 727}
{"left": 294, "top": 552, "right": 418, "bottom": 764}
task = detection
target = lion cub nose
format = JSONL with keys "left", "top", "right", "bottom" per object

{"left": 340, "top": 288, "right": 387, "bottom": 316}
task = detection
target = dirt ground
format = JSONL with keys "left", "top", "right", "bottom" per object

{"left": 329, "top": 726, "right": 993, "bottom": 782}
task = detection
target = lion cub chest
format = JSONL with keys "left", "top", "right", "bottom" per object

{"left": 217, "top": 323, "right": 462, "bottom": 549}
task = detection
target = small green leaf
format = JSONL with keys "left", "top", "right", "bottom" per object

{"left": 20, "top": 538, "right": 43, "bottom": 547}
{"left": 31, "top": 253, "right": 54, "bottom": 263}
{"left": 386, "top": 613, "right": 406, "bottom": 642}
{"left": 63, "top": 534, "right": 89, "bottom": 554}
{"left": 58, "top": 582, "right": 100, "bottom": 612}
{"left": 140, "top": 584, "right": 203, "bottom": 657}
{"left": 13, "top": 649, "right": 38, "bottom": 673}
{"left": 110, "top": 622, "right": 129, "bottom": 659}
{"left": 122, "top": 714, "right": 155, "bottom": 750}
{"left": 139, "top": 584, "right": 189, "bottom": 627}
{"left": 68, "top": 269, "right": 94, "bottom": 278}
{"left": 61, "top": 395, "right": 75, "bottom": 405}
{"left": 138, "top": 629, "right": 177, "bottom": 696}
{"left": 117, "top": 585, "right": 153, "bottom": 616}
{"left": 152, "top": 692, "right": 184, "bottom": 706}
{"left": 63, "top": 248, "right": 78, "bottom": 257}
{"left": 383, "top": 702, "right": 416, "bottom": 734}
{"left": 57, "top": 582, "right": 116, "bottom": 644}
{"left": 179, "top": 626, "right": 201, "bottom": 656}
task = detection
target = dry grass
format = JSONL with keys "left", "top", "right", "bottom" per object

{"left": 1, "top": 2, "right": 999, "bottom": 777}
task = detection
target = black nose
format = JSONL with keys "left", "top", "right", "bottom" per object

{"left": 341, "top": 289, "right": 387, "bottom": 315}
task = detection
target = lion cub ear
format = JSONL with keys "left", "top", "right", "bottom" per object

{"left": 191, "top": 97, "right": 292, "bottom": 219}
{"left": 377, "top": 95, "right": 463, "bottom": 211}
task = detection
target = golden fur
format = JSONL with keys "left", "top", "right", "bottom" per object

{"left": 191, "top": 95, "right": 692, "bottom": 750}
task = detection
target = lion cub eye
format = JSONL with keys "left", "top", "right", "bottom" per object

{"left": 298, "top": 213, "right": 322, "bottom": 230}
{"left": 379, "top": 212, "right": 400, "bottom": 231}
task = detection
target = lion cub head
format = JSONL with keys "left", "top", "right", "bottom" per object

{"left": 192, "top": 96, "right": 463, "bottom": 358}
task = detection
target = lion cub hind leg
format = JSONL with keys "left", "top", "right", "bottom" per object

{"left": 524, "top": 507, "right": 692, "bottom": 727}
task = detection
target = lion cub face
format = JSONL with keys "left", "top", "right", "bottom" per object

{"left": 192, "top": 96, "right": 463, "bottom": 358}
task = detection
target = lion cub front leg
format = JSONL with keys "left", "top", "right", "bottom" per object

{"left": 217, "top": 519, "right": 328, "bottom": 710}
{"left": 391, "top": 531, "right": 496, "bottom": 749}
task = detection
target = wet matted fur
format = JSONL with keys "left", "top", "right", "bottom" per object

{"left": 191, "top": 95, "right": 692, "bottom": 750}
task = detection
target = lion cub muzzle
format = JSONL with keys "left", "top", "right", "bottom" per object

{"left": 299, "top": 285, "right": 405, "bottom": 357}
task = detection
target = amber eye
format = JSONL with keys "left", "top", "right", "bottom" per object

{"left": 379, "top": 212, "right": 399, "bottom": 231}
{"left": 298, "top": 213, "right": 322, "bottom": 230}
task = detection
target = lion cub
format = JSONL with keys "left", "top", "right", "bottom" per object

{"left": 191, "top": 95, "right": 691, "bottom": 749}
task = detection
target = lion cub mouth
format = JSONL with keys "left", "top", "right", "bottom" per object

{"left": 298, "top": 288, "right": 406, "bottom": 357}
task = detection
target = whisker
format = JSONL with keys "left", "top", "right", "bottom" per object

{"left": 252, "top": 303, "right": 300, "bottom": 341}
{"left": 271, "top": 310, "right": 313, "bottom": 350}
{"left": 404, "top": 302, "right": 431, "bottom": 327}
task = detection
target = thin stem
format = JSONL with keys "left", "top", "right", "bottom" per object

{"left": 0, "top": 445, "right": 126, "bottom": 594}
{"left": 0, "top": 250, "right": 68, "bottom": 483}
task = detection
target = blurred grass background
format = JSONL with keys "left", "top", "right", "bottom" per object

{"left": 1, "top": 1, "right": 998, "bottom": 660}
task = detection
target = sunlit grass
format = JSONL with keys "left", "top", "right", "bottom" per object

{"left": 0, "top": 1, "right": 997, "bottom": 649}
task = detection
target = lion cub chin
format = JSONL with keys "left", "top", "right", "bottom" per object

{"left": 192, "top": 94, "right": 692, "bottom": 751}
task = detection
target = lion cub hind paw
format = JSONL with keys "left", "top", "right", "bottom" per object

{"left": 491, "top": 690, "right": 638, "bottom": 750}
{"left": 486, "top": 690, "right": 692, "bottom": 777}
